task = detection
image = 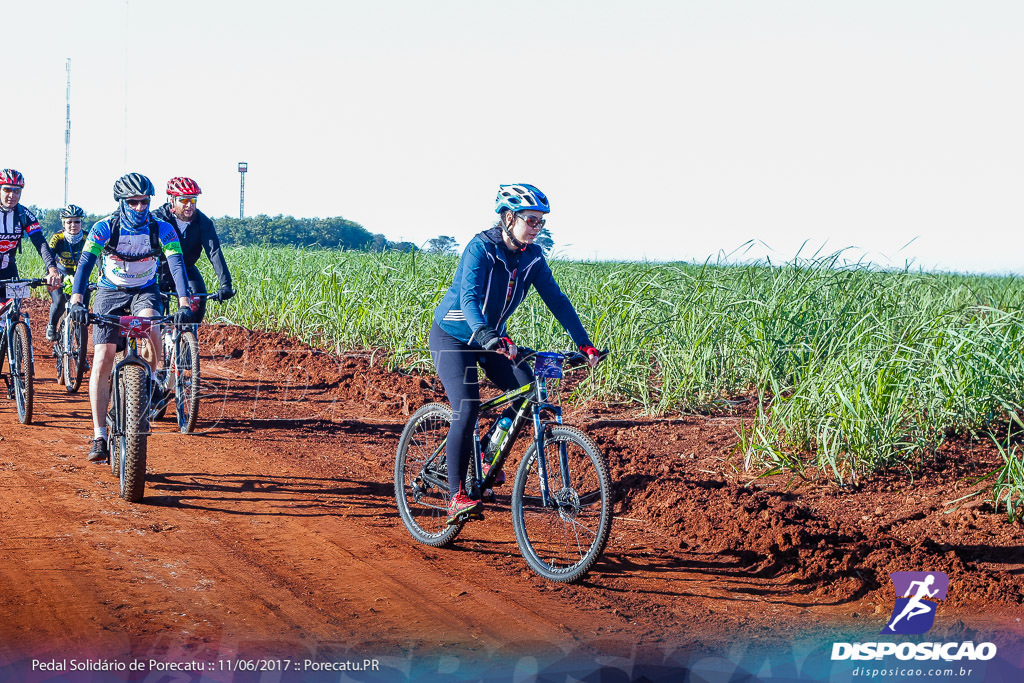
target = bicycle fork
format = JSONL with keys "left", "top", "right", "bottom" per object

{"left": 0, "top": 324, "right": 10, "bottom": 398}
{"left": 531, "top": 395, "right": 566, "bottom": 509}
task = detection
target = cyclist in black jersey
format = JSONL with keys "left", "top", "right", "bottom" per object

{"left": 0, "top": 169, "right": 62, "bottom": 298}
{"left": 152, "top": 177, "right": 234, "bottom": 322}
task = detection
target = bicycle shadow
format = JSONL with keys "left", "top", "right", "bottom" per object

{"left": 187, "top": 416, "right": 402, "bottom": 439}
{"left": 144, "top": 471, "right": 397, "bottom": 517}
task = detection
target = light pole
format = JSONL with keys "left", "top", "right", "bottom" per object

{"left": 64, "top": 58, "right": 71, "bottom": 205}
{"left": 238, "top": 162, "right": 247, "bottom": 218}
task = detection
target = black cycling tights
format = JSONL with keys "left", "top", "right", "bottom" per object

{"left": 429, "top": 323, "right": 532, "bottom": 497}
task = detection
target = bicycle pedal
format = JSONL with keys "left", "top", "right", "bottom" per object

{"left": 447, "top": 510, "right": 484, "bottom": 526}
{"left": 481, "top": 489, "right": 496, "bottom": 503}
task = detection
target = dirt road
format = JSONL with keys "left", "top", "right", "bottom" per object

{"left": 1, "top": 299, "right": 1022, "bottom": 681}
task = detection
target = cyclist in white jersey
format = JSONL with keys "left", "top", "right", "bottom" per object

{"left": 70, "top": 173, "right": 192, "bottom": 464}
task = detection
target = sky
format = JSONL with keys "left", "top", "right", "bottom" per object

{"left": 7, "top": 1, "right": 1024, "bottom": 274}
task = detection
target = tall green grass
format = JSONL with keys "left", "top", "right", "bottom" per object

{"left": 22, "top": 244, "right": 1024, "bottom": 486}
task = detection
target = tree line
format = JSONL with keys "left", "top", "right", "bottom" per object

{"left": 30, "top": 206, "right": 416, "bottom": 252}
{"left": 30, "top": 206, "right": 555, "bottom": 255}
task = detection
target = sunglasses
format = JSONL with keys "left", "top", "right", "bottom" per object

{"left": 175, "top": 196, "right": 198, "bottom": 205}
{"left": 517, "top": 214, "right": 546, "bottom": 229}
{"left": 126, "top": 198, "right": 151, "bottom": 209}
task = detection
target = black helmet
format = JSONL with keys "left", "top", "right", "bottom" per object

{"left": 60, "top": 204, "right": 85, "bottom": 219}
{"left": 112, "top": 172, "right": 155, "bottom": 200}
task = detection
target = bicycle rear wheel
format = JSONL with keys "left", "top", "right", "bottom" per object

{"left": 115, "top": 364, "right": 149, "bottom": 502}
{"left": 511, "top": 426, "right": 613, "bottom": 583}
{"left": 173, "top": 328, "right": 201, "bottom": 433}
{"left": 62, "top": 315, "right": 88, "bottom": 393}
{"left": 11, "top": 321, "right": 34, "bottom": 424}
{"left": 394, "top": 402, "right": 462, "bottom": 547}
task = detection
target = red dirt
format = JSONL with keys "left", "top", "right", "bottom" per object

{"left": 1, "top": 299, "right": 1022, "bottom": 680}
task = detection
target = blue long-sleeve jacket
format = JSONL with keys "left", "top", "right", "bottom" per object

{"left": 433, "top": 227, "right": 592, "bottom": 349}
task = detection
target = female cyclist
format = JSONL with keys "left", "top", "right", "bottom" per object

{"left": 430, "top": 183, "right": 599, "bottom": 524}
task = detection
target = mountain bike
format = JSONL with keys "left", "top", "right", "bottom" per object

{"left": 152, "top": 291, "right": 222, "bottom": 433}
{"left": 87, "top": 312, "right": 174, "bottom": 502}
{"left": 394, "top": 349, "right": 612, "bottom": 583}
{"left": 53, "top": 283, "right": 95, "bottom": 393}
{"left": 0, "top": 278, "right": 46, "bottom": 424}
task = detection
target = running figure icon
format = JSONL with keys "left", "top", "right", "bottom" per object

{"left": 882, "top": 571, "right": 949, "bottom": 635}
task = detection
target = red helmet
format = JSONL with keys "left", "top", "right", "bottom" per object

{"left": 0, "top": 169, "right": 25, "bottom": 187}
{"left": 166, "top": 176, "right": 202, "bottom": 196}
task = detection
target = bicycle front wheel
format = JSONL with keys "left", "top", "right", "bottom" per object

{"left": 107, "top": 372, "right": 119, "bottom": 479}
{"left": 511, "top": 426, "right": 613, "bottom": 583}
{"left": 394, "top": 403, "right": 462, "bottom": 547}
{"left": 63, "top": 315, "right": 88, "bottom": 393}
{"left": 116, "top": 364, "right": 149, "bottom": 502}
{"left": 11, "top": 321, "right": 34, "bottom": 424}
{"left": 54, "top": 315, "right": 65, "bottom": 384}
{"left": 173, "top": 329, "right": 200, "bottom": 433}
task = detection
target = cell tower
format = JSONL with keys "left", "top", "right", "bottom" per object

{"left": 64, "top": 58, "right": 71, "bottom": 205}
{"left": 238, "top": 162, "right": 248, "bottom": 218}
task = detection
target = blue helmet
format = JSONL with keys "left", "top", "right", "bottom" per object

{"left": 494, "top": 184, "right": 550, "bottom": 214}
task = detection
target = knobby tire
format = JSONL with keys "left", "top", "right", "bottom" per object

{"left": 511, "top": 425, "right": 613, "bottom": 583}
{"left": 394, "top": 403, "right": 463, "bottom": 547}
{"left": 59, "top": 315, "right": 87, "bottom": 393}
{"left": 11, "top": 321, "right": 33, "bottom": 424}
{"left": 118, "top": 364, "right": 149, "bottom": 502}
{"left": 174, "top": 329, "right": 201, "bottom": 433}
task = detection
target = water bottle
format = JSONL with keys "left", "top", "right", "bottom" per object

{"left": 485, "top": 417, "right": 513, "bottom": 465}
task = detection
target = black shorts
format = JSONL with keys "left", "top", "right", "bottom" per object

{"left": 92, "top": 284, "right": 163, "bottom": 346}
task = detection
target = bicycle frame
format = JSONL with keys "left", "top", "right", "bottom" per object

{"left": 90, "top": 313, "right": 173, "bottom": 433}
{"left": 0, "top": 280, "right": 39, "bottom": 397}
{"left": 480, "top": 363, "right": 570, "bottom": 508}
{"left": 157, "top": 289, "right": 220, "bottom": 374}
{"left": 421, "top": 353, "right": 583, "bottom": 510}
{"left": 0, "top": 300, "right": 16, "bottom": 395}
{"left": 54, "top": 284, "right": 94, "bottom": 387}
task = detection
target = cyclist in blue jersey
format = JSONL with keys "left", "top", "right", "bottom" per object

{"left": 0, "top": 169, "right": 62, "bottom": 299}
{"left": 69, "top": 173, "right": 193, "bottom": 463}
{"left": 431, "top": 183, "right": 600, "bottom": 524}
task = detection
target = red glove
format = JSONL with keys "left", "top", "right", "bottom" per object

{"left": 580, "top": 345, "right": 599, "bottom": 358}
{"left": 485, "top": 335, "right": 518, "bottom": 359}
{"left": 500, "top": 336, "right": 518, "bottom": 359}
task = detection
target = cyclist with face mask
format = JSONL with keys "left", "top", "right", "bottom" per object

{"left": 68, "top": 173, "right": 192, "bottom": 464}
{"left": 430, "top": 183, "right": 600, "bottom": 524}
{"left": 45, "top": 204, "right": 89, "bottom": 341}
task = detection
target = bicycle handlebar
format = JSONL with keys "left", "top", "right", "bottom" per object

{"left": 516, "top": 348, "right": 610, "bottom": 370}
{"left": 159, "top": 291, "right": 224, "bottom": 303}
{"left": 0, "top": 278, "right": 46, "bottom": 288}
{"left": 86, "top": 313, "right": 175, "bottom": 326}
